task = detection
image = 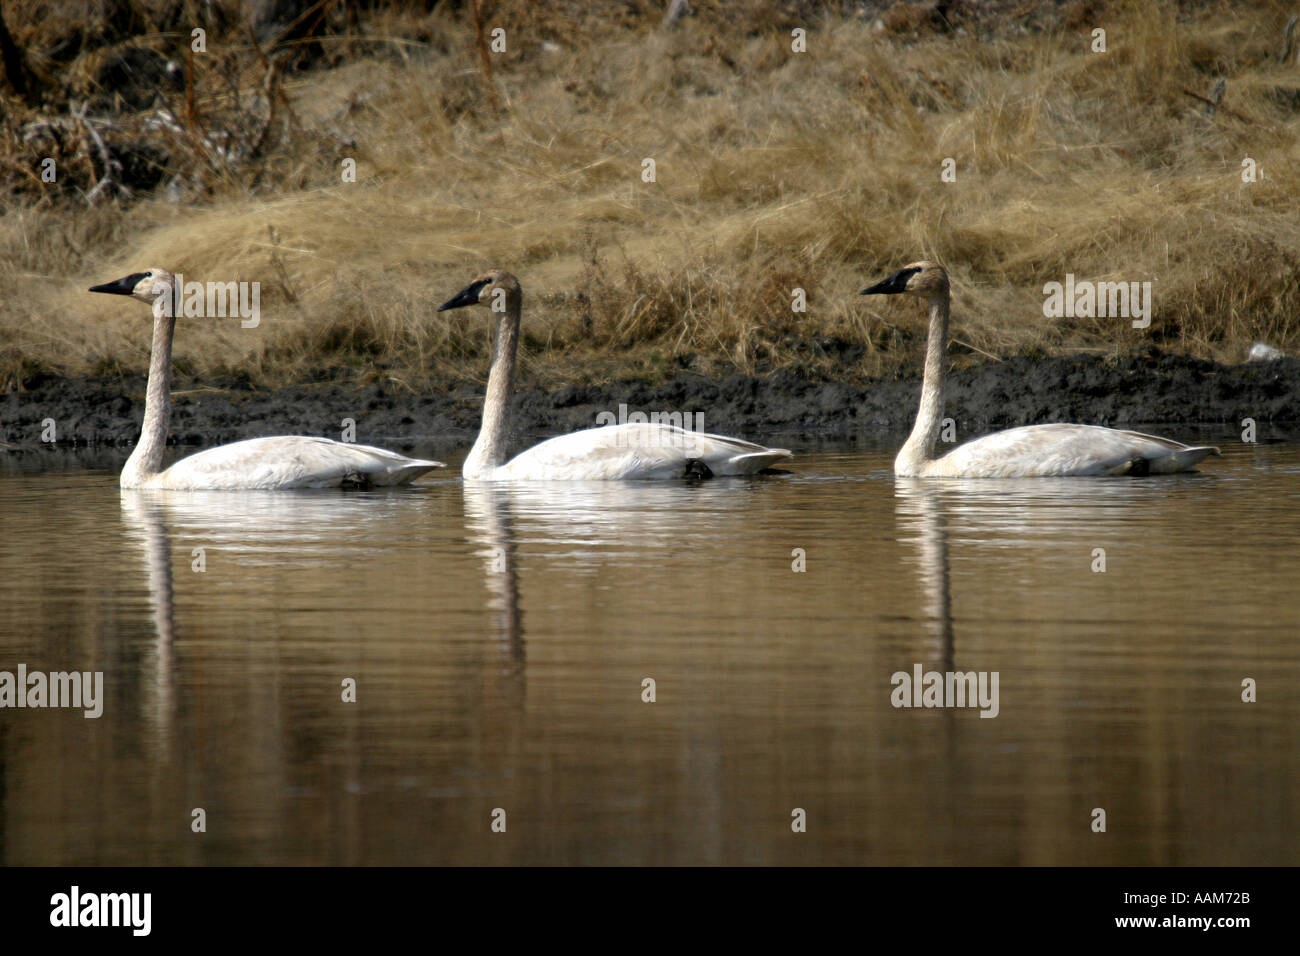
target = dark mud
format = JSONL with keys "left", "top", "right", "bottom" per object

{"left": 3, "top": 349, "right": 1298, "bottom": 455}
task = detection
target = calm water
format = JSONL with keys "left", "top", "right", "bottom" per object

{"left": 1, "top": 435, "right": 1297, "bottom": 865}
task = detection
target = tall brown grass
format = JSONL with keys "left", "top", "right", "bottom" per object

{"left": 2, "top": 0, "right": 1299, "bottom": 392}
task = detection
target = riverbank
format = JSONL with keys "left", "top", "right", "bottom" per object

{"left": 4, "top": 350, "right": 1296, "bottom": 452}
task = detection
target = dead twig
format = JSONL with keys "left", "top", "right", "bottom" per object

{"left": 248, "top": 24, "right": 300, "bottom": 158}
{"left": 952, "top": 338, "right": 1002, "bottom": 362}
{"left": 1204, "top": 77, "right": 1226, "bottom": 115}
{"left": 265, "top": 0, "right": 335, "bottom": 56}
{"left": 73, "top": 102, "right": 130, "bottom": 204}
{"left": 470, "top": 0, "right": 501, "bottom": 112}
{"left": 1181, "top": 86, "right": 1250, "bottom": 123}
{"left": 249, "top": 53, "right": 284, "bottom": 160}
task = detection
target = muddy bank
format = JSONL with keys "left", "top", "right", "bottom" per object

{"left": 3, "top": 349, "right": 1298, "bottom": 452}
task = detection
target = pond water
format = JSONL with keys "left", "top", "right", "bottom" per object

{"left": 1, "top": 433, "right": 1296, "bottom": 864}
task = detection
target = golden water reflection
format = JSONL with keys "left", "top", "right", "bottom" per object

{"left": 1, "top": 444, "right": 1297, "bottom": 864}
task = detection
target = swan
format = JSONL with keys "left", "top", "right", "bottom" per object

{"left": 859, "top": 261, "right": 1220, "bottom": 477}
{"left": 90, "top": 269, "right": 445, "bottom": 489}
{"left": 436, "top": 269, "right": 792, "bottom": 479}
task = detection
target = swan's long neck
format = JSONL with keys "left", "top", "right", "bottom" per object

{"left": 464, "top": 295, "right": 521, "bottom": 480}
{"left": 895, "top": 293, "right": 949, "bottom": 477}
{"left": 121, "top": 298, "right": 175, "bottom": 487}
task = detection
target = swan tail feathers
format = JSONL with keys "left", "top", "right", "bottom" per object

{"left": 1156, "top": 445, "right": 1219, "bottom": 473}
{"left": 727, "top": 448, "right": 793, "bottom": 474}
{"left": 1114, "top": 445, "right": 1219, "bottom": 476}
{"left": 369, "top": 460, "right": 445, "bottom": 486}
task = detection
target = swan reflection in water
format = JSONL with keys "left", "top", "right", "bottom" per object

{"left": 118, "top": 488, "right": 444, "bottom": 757}
{"left": 463, "top": 477, "right": 764, "bottom": 565}
{"left": 460, "top": 476, "right": 777, "bottom": 712}
{"left": 891, "top": 475, "right": 1198, "bottom": 760}
{"left": 894, "top": 480, "right": 955, "bottom": 674}
{"left": 892, "top": 473, "right": 1216, "bottom": 672}
{"left": 119, "top": 491, "right": 179, "bottom": 755}
{"left": 459, "top": 475, "right": 765, "bottom": 635}
{"left": 461, "top": 484, "right": 526, "bottom": 710}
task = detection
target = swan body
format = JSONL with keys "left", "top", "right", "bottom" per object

{"left": 907, "top": 423, "right": 1217, "bottom": 478}
{"left": 126, "top": 435, "right": 442, "bottom": 489}
{"left": 91, "top": 269, "right": 443, "bottom": 490}
{"left": 860, "top": 262, "right": 1219, "bottom": 478}
{"left": 479, "top": 422, "right": 789, "bottom": 480}
{"left": 437, "top": 269, "right": 791, "bottom": 480}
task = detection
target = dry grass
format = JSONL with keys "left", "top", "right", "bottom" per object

{"left": 2, "top": 0, "right": 1299, "bottom": 392}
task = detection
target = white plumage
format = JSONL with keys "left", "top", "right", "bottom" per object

{"left": 919, "top": 423, "right": 1219, "bottom": 478}
{"left": 437, "top": 269, "right": 791, "bottom": 480}
{"left": 135, "top": 436, "right": 444, "bottom": 490}
{"left": 485, "top": 423, "right": 789, "bottom": 480}
{"left": 860, "top": 261, "right": 1220, "bottom": 478}
{"left": 90, "top": 268, "right": 443, "bottom": 490}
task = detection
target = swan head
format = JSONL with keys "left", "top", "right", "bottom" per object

{"left": 436, "top": 269, "right": 521, "bottom": 312}
{"left": 89, "top": 268, "right": 175, "bottom": 304}
{"left": 860, "top": 261, "right": 948, "bottom": 300}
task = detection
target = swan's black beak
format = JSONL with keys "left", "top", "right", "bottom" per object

{"left": 90, "top": 272, "right": 148, "bottom": 295}
{"left": 860, "top": 267, "right": 922, "bottom": 296}
{"left": 437, "top": 279, "right": 490, "bottom": 312}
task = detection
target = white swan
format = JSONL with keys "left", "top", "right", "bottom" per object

{"left": 436, "top": 269, "right": 792, "bottom": 480}
{"left": 859, "top": 261, "right": 1220, "bottom": 477}
{"left": 91, "top": 269, "right": 444, "bottom": 489}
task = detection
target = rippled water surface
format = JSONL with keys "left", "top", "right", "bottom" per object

{"left": 2, "top": 436, "right": 1297, "bottom": 865}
